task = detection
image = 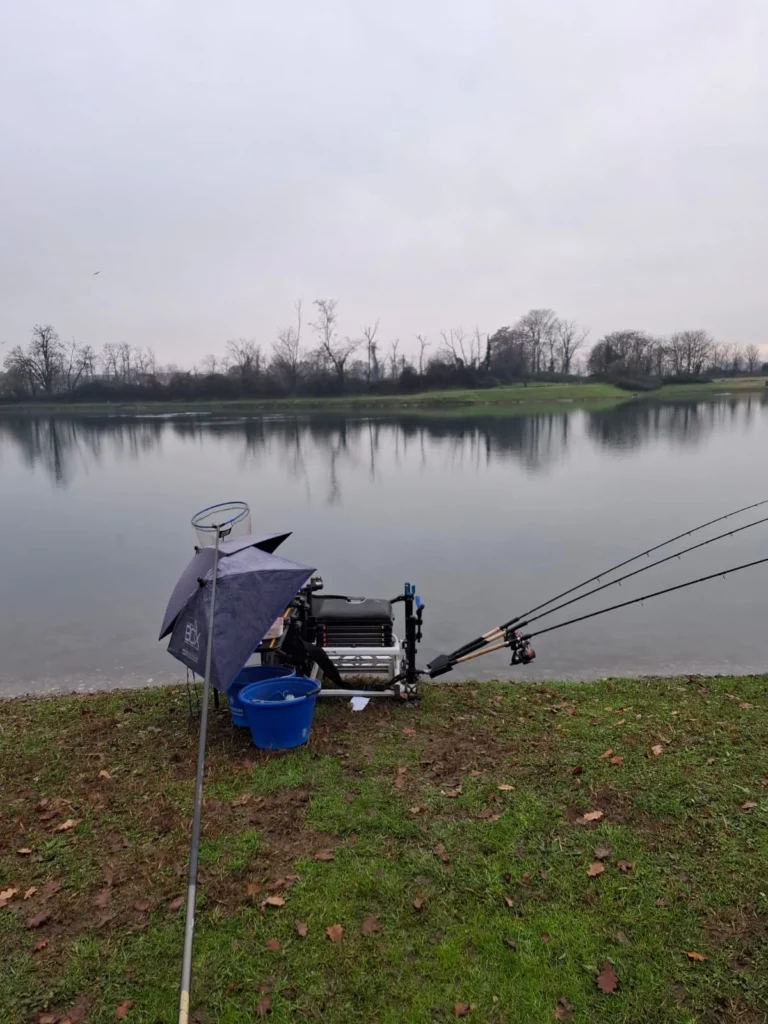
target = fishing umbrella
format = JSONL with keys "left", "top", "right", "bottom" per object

{"left": 160, "top": 525, "right": 313, "bottom": 1024}
{"left": 161, "top": 537, "right": 313, "bottom": 692}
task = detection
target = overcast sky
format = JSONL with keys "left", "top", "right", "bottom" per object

{"left": 1, "top": 0, "right": 766, "bottom": 364}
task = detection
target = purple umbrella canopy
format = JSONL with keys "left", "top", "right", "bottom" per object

{"left": 161, "top": 535, "right": 313, "bottom": 693}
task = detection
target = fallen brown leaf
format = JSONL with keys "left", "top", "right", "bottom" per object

{"left": 24, "top": 886, "right": 37, "bottom": 900}
{"left": 521, "top": 872, "right": 531, "bottom": 884}
{"left": 497, "top": 784, "right": 515, "bottom": 792}
{"left": 326, "top": 923, "right": 343, "bottom": 943}
{"left": 609, "top": 756, "right": 624, "bottom": 767}
{"left": 99, "top": 769, "right": 111, "bottom": 780}
{"left": 651, "top": 744, "right": 664, "bottom": 757}
{"left": 114, "top": 1000, "right": 133, "bottom": 1020}
{"left": 503, "top": 895, "right": 514, "bottom": 908}
{"left": 432, "top": 843, "right": 450, "bottom": 863}
{"left": 256, "top": 995, "right": 271, "bottom": 1017}
{"left": 32, "top": 938, "right": 49, "bottom": 953}
{"left": 686, "top": 951, "right": 707, "bottom": 962}
{"left": 17, "top": 848, "right": 32, "bottom": 856}
{"left": 596, "top": 961, "right": 618, "bottom": 994}
{"left": 263, "top": 896, "right": 285, "bottom": 909}
{"left": 554, "top": 996, "right": 573, "bottom": 1020}
{"left": 133, "top": 901, "right": 150, "bottom": 913}
{"left": 587, "top": 862, "right": 605, "bottom": 877}
{"left": 26, "top": 911, "right": 50, "bottom": 929}
{"left": 167, "top": 896, "right": 184, "bottom": 912}
{"left": 741, "top": 801, "right": 757, "bottom": 811}
{"left": 409, "top": 805, "right": 428, "bottom": 815}
{"left": 412, "top": 895, "right": 425, "bottom": 911}
{"left": 53, "top": 818, "right": 82, "bottom": 834}
{"left": 599, "top": 749, "right": 613, "bottom": 759}
{"left": 593, "top": 845, "right": 612, "bottom": 860}
{"left": 265, "top": 938, "right": 281, "bottom": 952}
{"left": 454, "top": 1004, "right": 470, "bottom": 1018}
{"left": 295, "top": 920, "right": 308, "bottom": 938}
{"left": 37, "top": 1015, "right": 58, "bottom": 1024}
{"left": 62, "top": 991, "right": 93, "bottom": 1022}
{"left": 576, "top": 810, "right": 603, "bottom": 825}
{"left": 616, "top": 930, "right": 632, "bottom": 946}
{"left": 706, "top": 757, "right": 715, "bottom": 765}
{"left": 477, "top": 808, "right": 502, "bottom": 822}
{"left": 246, "top": 882, "right": 262, "bottom": 897}
{"left": 0, "top": 886, "right": 18, "bottom": 908}
{"left": 41, "top": 880, "right": 62, "bottom": 901}
{"left": 230, "top": 793, "right": 251, "bottom": 806}
{"left": 441, "top": 786, "right": 462, "bottom": 798}
{"left": 570, "top": 766, "right": 583, "bottom": 776}
{"left": 502, "top": 937, "right": 517, "bottom": 950}
{"left": 314, "top": 850, "right": 335, "bottom": 861}
{"left": 541, "top": 932, "right": 551, "bottom": 943}
{"left": 360, "top": 915, "right": 382, "bottom": 936}
{"left": 566, "top": 705, "right": 576, "bottom": 716}
{"left": 616, "top": 860, "right": 633, "bottom": 874}
{"left": 402, "top": 727, "right": 417, "bottom": 737}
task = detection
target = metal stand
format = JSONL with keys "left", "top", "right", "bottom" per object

{"left": 178, "top": 527, "right": 221, "bottom": 1024}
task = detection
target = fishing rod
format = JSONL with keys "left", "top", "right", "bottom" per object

{"left": 451, "top": 555, "right": 768, "bottom": 669}
{"left": 427, "top": 498, "right": 768, "bottom": 678}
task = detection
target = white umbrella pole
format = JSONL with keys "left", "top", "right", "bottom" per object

{"left": 178, "top": 525, "right": 221, "bottom": 1024}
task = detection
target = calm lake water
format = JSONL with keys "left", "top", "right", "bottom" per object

{"left": 1, "top": 396, "right": 767, "bottom": 696}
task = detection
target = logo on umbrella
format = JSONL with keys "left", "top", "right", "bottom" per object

{"left": 184, "top": 620, "right": 201, "bottom": 651}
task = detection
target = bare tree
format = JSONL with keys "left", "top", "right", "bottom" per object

{"left": 416, "top": 334, "right": 430, "bottom": 376}
{"left": 744, "top": 343, "right": 760, "bottom": 375}
{"left": 272, "top": 300, "right": 304, "bottom": 393}
{"left": 62, "top": 340, "right": 93, "bottom": 392}
{"left": 361, "top": 322, "right": 379, "bottom": 385}
{"left": 201, "top": 353, "right": 222, "bottom": 375}
{"left": 516, "top": 309, "right": 557, "bottom": 374}
{"left": 311, "top": 299, "right": 359, "bottom": 391}
{"left": 388, "top": 339, "right": 400, "bottom": 380}
{"left": 439, "top": 327, "right": 478, "bottom": 368}
{"left": 26, "top": 325, "right": 64, "bottom": 395}
{"left": 555, "top": 320, "right": 588, "bottom": 375}
{"left": 226, "top": 338, "right": 261, "bottom": 380}
{"left": 668, "top": 330, "right": 713, "bottom": 376}
{"left": 134, "top": 347, "right": 157, "bottom": 382}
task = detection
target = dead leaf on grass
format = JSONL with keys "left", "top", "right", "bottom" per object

{"left": 454, "top": 1004, "right": 470, "bottom": 1018}
{"left": 409, "top": 805, "right": 428, "bottom": 815}
{"left": 521, "top": 872, "right": 531, "bottom": 884}
{"left": 651, "top": 745, "right": 664, "bottom": 757}
{"left": 587, "top": 862, "right": 605, "bottom": 877}
{"left": 412, "top": 895, "right": 425, "bottom": 911}
{"left": 0, "top": 887, "right": 18, "bottom": 908}
{"left": 26, "top": 912, "right": 50, "bottom": 929}
{"left": 256, "top": 995, "right": 271, "bottom": 1017}
{"left": 741, "top": 801, "right": 757, "bottom": 811}
{"left": 99, "top": 769, "right": 111, "bottom": 780}
{"left": 497, "top": 784, "right": 515, "bottom": 792}
{"left": 314, "top": 850, "right": 335, "bottom": 861}
{"left": 360, "top": 915, "right": 381, "bottom": 935}
{"left": 593, "top": 845, "right": 612, "bottom": 860}
{"left": 616, "top": 930, "right": 631, "bottom": 946}
{"left": 616, "top": 860, "right": 633, "bottom": 874}
{"left": 502, "top": 937, "right": 517, "bottom": 950}
{"left": 609, "top": 756, "right": 624, "bottom": 767}
{"left": 541, "top": 932, "right": 551, "bottom": 943}
{"left": 133, "top": 901, "right": 150, "bottom": 913}
{"left": 596, "top": 961, "right": 618, "bottom": 993}
{"left": 265, "top": 938, "right": 281, "bottom": 952}
{"left": 599, "top": 749, "right": 613, "bottom": 759}
{"left": 402, "top": 727, "right": 417, "bottom": 738}
{"left": 576, "top": 810, "right": 604, "bottom": 825}
{"left": 230, "top": 793, "right": 251, "bottom": 806}
{"left": 114, "top": 1000, "right": 133, "bottom": 1020}
{"left": 326, "top": 923, "right": 343, "bottom": 943}
{"left": 477, "top": 808, "right": 502, "bottom": 822}
{"left": 17, "top": 848, "right": 32, "bottom": 856}
{"left": 41, "top": 880, "right": 62, "bottom": 901}
{"left": 37, "top": 1014, "right": 58, "bottom": 1024}
{"left": 441, "top": 786, "right": 462, "bottom": 798}
{"left": 432, "top": 843, "right": 450, "bottom": 863}
{"left": 31, "top": 938, "right": 49, "bottom": 953}
{"left": 503, "top": 895, "right": 514, "bottom": 908}
{"left": 53, "top": 818, "right": 81, "bottom": 834}
{"left": 686, "top": 951, "right": 707, "bottom": 962}
{"left": 263, "top": 896, "right": 285, "bottom": 909}
{"left": 569, "top": 766, "right": 583, "bottom": 776}
{"left": 166, "top": 896, "right": 184, "bottom": 912}
{"left": 23, "top": 886, "right": 37, "bottom": 900}
{"left": 555, "top": 996, "right": 573, "bottom": 1020}
{"left": 246, "top": 882, "right": 262, "bottom": 897}
{"left": 295, "top": 920, "right": 308, "bottom": 938}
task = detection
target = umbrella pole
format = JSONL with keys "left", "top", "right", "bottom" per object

{"left": 178, "top": 526, "right": 221, "bottom": 1024}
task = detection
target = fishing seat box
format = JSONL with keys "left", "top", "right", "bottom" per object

{"left": 309, "top": 596, "right": 393, "bottom": 648}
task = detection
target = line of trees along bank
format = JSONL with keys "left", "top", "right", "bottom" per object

{"left": 2, "top": 303, "right": 766, "bottom": 404}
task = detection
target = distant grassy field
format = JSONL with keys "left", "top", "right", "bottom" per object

{"left": 1, "top": 676, "right": 766, "bottom": 1023}
{"left": 1, "top": 377, "right": 765, "bottom": 418}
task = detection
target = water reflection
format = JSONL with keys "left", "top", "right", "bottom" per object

{"left": 1, "top": 394, "right": 766, "bottom": 489}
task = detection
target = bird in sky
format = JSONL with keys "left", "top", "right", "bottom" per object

{"left": 93, "top": 271, "right": 100, "bottom": 275}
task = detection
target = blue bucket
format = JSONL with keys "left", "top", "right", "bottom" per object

{"left": 227, "top": 665, "right": 296, "bottom": 728}
{"left": 240, "top": 676, "right": 321, "bottom": 750}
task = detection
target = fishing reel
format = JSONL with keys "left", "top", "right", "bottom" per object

{"left": 505, "top": 628, "right": 536, "bottom": 666}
